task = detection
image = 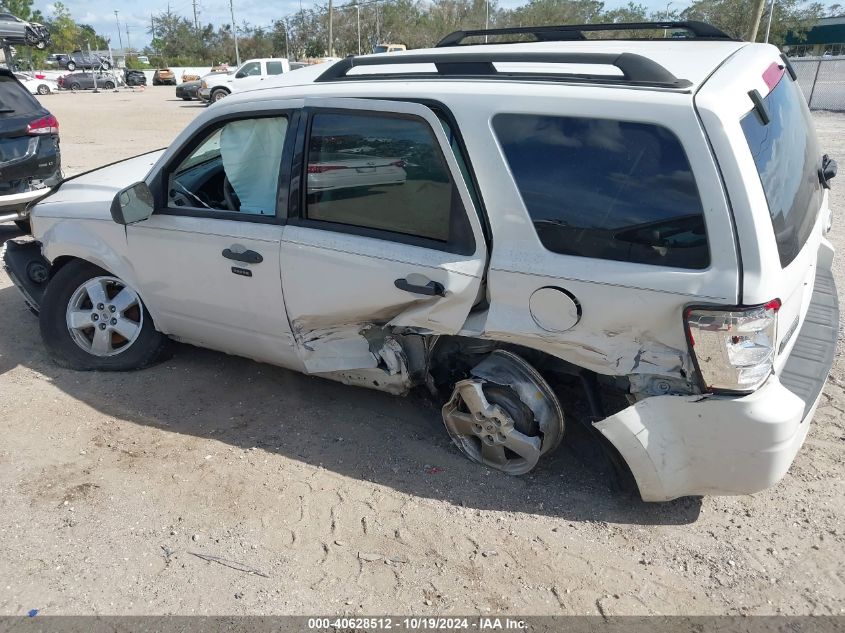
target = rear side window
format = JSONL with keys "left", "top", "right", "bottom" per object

{"left": 741, "top": 75, "right": 822, "bottom": 268}
{"left": 303, "top": 110, "right": 474, "bottom": 253}
{"left": 0, "top": 74, "right": 42, "bottom": 115}
{"left": 493, "top": 113, "right": 708, "bottom": 269}
{"left": 266, "top": 61, "right": 285, "bottom": 75}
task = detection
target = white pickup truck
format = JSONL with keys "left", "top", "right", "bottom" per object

{"left": 198, "top": 58, "right": 291, "bottom": 104}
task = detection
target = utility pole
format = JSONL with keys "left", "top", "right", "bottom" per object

{"left": 328, "top": 0, "right": 333, "bottom": 57}
{"left": 356, "top": 3, "right": 361, "bottom": 56}
{"left": 229, "top": 0, "right": 241, "bottom": 67}
{"left": 764, "top": 0, "right": 776, "bottom": 43}
{"left": 114, "top": 11, "right": 124, "bottom": 51}
{"left": 125, "top": 24, "right": 132, "bottom": 55}
{"left": 748, "top": 0, "right": 767, "bottom": 42}
{"left": 375, "top": 1, "right": 380, "bottom": 44}
{"left": 192, "top": 0, "right": 199, "bottom": 31}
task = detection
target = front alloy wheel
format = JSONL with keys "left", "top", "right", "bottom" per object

{"left": 40, "top": 261, "right": 170, "bottom": 371}
{"left": 66, "top": 277, "right": 143, "bottom": 357}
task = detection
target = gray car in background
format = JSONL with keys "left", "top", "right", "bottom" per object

{"left": 0, "top": 12, "right": 50, "bottom": 49}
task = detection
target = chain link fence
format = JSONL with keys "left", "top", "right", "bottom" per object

{"left": 789, "top": 56, "right": 845, "bottom": 112}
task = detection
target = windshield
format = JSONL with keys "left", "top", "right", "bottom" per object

{"left": 741, "top": 73, "right": 822, "bottom": 268}
{"left": 373, "top": 45, "right": 389, "bottom": 53}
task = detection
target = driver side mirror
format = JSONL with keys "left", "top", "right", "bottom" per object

{"left": 111, "top": 182, "right": 154, "bottom": 225}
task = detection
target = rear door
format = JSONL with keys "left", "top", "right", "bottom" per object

{"left": 279, "top": 98, "right": 487, "bottom": 373}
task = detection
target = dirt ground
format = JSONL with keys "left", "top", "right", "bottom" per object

{"left": 0, "top": 87, "right": 843, "bottom": 616}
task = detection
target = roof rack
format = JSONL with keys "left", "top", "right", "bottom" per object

{"left": 435, "top": 21, "right": 734, "bottom": 47}
{"left": 314, "top": 51, "right": 692, "bottom": 89}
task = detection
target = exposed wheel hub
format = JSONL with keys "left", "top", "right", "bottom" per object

{"left": 442, "top": 350, "right": 565, "bottom": 475}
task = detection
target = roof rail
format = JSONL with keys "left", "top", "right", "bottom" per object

{"left": 314, "top": 51, "right": 692, "bottom": 89}
{"left": 435, "top": 21, "right": 734, "bottom": 47}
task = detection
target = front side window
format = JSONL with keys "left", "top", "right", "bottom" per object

{"left": 493, "top": 113, "right": 708, "bottom": 269}
{"left": 168, "top": 116, "right": 288, "bottom": 215}
{"left": 266, "top": 61, "right": 284, "bottom": 75}
{"left": 304, "top": 111, "right": 471, "bottom": 250}
{"left": 741, "top": 75, "right": 822, "bottom": 267}
{"left": 237, "top": 62, "right": 261, "bottom": 77}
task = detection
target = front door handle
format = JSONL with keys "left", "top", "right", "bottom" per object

{"left": 394, "top": 277, "right": 445, "bottom": 297}
{"left": 222, "top": 247, "right": 263, "bottom": 264}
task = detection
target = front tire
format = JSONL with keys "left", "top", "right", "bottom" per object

{"left": 39, "top": 261, "right": 169, "bottom": 371}
{"left": 210, "top": 88, "right": 228, "bottom": 103}
{"left": 103, "top": 81, "right": 115, "bottom": 89}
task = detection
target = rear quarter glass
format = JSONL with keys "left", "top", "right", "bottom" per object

{"left": 492, "top": 113, "right": 708, "bottom": 269}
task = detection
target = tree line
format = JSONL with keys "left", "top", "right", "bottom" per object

{"left": 2, "top": 0, "right": 838, "bottom": 69}
{"left": 148, "top": 0, "right": 836, "bottom": 66}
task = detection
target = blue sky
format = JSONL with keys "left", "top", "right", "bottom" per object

{"left": 37, "top": 0, "right": 680, "bottom": 50}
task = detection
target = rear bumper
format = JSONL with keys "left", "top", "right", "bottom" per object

{"left": 596, "top": 254, "right": 839, "bottom": 501}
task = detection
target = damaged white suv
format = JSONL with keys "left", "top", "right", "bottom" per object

{"left": 4, "top": 21, "right": 839, "bottom": 501}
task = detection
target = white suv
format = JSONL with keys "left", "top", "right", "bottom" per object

{"left": 3, "top": 22, "right": 838, "bottom": 501}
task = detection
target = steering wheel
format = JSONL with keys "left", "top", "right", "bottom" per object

{"left": 223, "top": 175, "right": 240, "bottom": 212}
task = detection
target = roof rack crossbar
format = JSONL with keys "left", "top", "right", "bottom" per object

{"left": 314, "top": 51, "right": 692, "bottom": 89}
{"left": 435, "top": 21, "right": 733, "bottom": 47}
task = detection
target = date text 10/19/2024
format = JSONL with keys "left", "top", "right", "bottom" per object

{"left": 307, "top": 617, "right": 527, "bottom": 630}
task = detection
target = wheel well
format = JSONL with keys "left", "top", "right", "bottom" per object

{"left": 49, "top": 256, "right": 111, "bottom": 281}
{"left": 426, "top": 334, "right": 638, "bottom": 493}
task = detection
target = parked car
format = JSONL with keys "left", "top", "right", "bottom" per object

{"left": 198, "top": 58, "right": 291, "bottom": 103}
{"left": 14, "top": 72, "right": 57, "bottom": 95}
{"left": 152, "top": 68, "right": 176, "bottom": 86}
{"left": 58, "top": 72, "right": 116, "bottom": 91}
{"left": 58, "top": 50, "right": 111, "bottom": 72}
{"left": 44, "top": 53, "right": 64, "bottom": 67}
{"left": 3, "top": 22, "right": 839, "bottom": 503}
{"left": 373, "top": 43, "right": 406, "bottom": 53}
{"left": 175, "top": 79, "right": 201, "bottom": 101}
{"left": 124, "top": 69, "right": 147, "bottom": 86}
{"left": 0, "top": 12, "right": 50, "bottom": 49}
{"left": 307, "top": 153, "right": 406, "bottom": 191}
{"left": 0, "top": 68, "right": 59, "bottom": 231}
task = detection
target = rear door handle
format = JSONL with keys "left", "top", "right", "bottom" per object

{"left": 394, "top": 277, "right": 445, "bottom": 297}
{"left": 222, "top": 248, "right": 263, "bottom": 264}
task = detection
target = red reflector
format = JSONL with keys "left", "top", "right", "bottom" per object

{"left": 307, "top": 164, "right": 348, "bottom": 174}
{"left": 762, "top": 63, "right": 785, "bottom": 92}
{"left": 764, "top": 298, "right": 782, "bottom": 312}
{"left": 26, "top": 114, "right": 59, "bottom": 135}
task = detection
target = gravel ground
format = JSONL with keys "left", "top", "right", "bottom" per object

{"left": 0, "top": 88, "right": 843, "bottom": 616}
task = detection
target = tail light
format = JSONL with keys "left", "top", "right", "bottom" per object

{"left": 307, "top": 164, "right": 348, "bottom": 174}
{"left": 684, "top": 299, "right": 780, "bottom": 393}
{"left": 391, "top": 160, "right": 406, "bottom": 168}
{"left": 27, "top": 114, "right": 59, "bottom": 135}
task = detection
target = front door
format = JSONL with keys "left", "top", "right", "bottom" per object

{"left": 279, "top": 98, "right": 488, "bottom": 373}
{"left": 127, "top": 110, "right": 302, "bottom": 369}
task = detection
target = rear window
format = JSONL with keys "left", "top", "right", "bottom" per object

{"left": 493, "top": 113, "right": 708, "bottom": 269}
{"left": 0, "top": 74, "right": 42, "bottom": 115}
{"left": 741, "top": 75, "right": 822, "bottom": 268}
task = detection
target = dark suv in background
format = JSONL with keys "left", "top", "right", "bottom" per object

{"left": 0, "top": 69, "right": 60, "bottom": 231}
{"left": 57, "top": 51, "right": 111, "bottom": 71}
{"left": 124, "top": 69, "right": 147, "bottom": 86}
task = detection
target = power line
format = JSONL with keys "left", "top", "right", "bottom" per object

{"left": 114, "top": 10, "right": 124, "bottom": 50}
